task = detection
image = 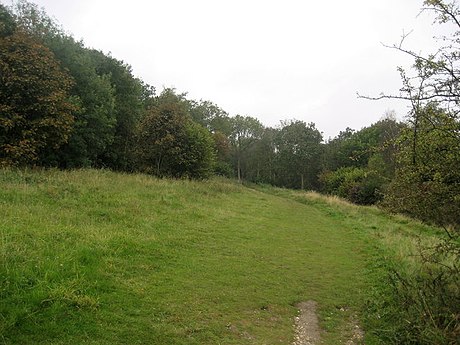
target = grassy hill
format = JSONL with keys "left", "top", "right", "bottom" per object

{"left": 0, "top": 169, "right": 448, "bottom": 344}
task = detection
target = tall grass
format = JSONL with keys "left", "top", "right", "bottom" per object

{"left": 1, "top": 169, "right": 456, "bottom": 344}
{"left": 250, "top": 184, "right": 459, "bottom": 344}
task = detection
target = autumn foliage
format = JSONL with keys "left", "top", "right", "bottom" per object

{"left": 0, "top": 28, "right": 75, "bottom": 166}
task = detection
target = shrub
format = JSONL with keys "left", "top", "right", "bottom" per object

{"left": 369, "top": 231, "right": 460, "bottom": 344}
{"left": 319, "top": 167, "right": 384, "bottom": 205}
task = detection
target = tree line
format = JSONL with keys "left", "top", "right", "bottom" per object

{"left": 1, "top": 0, "right": 459, "bottom": 230}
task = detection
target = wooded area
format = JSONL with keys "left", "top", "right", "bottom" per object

{"left": 1, "top": 0, "right": 459, "bottom": 230}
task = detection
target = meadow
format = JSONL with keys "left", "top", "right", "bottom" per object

{"left": 0, "top": 169, "right": 447, "bottom": 344}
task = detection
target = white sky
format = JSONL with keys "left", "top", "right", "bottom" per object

{"left": 6, "top": 0, "right": 444, "bottom": 138}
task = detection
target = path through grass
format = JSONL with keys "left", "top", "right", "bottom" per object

{"left": 1, "top": 169, "right": 386, "bottom": 344}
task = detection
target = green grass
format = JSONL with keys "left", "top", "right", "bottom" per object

{"left": 0, "top": 169, "right": 446, "bottom": 344}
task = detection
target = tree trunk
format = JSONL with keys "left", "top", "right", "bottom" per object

{"left": 412, "top": 114, "right": 418, "bottom": 165}
{"left": 156, "top": 155, "right": 162, "bottom": 176}
{"left": 301, "top": 173, "right": 304, "bottom": 190}
{"left": 237, "top": 156, "right": 241, "bottom": 183}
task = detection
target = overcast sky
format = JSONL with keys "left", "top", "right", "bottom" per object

{"left": 7, "top": 0, "right": 443, "bottom": 138}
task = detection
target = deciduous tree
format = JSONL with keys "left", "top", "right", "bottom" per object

{"left": 275, "top": 120, "right": 322, "bottom": 189}
{"left": 383, "top": 105, "right": 460, "bottom": 226}
{"left": 136, "top": 89, "right": 215, "bottom": 179}
{"left": 0, "top": 25, "right": 76, "bottom": 166}
{"left": 228, "top": 115, "right": 264, "bottom": 182}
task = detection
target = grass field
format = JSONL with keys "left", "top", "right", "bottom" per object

{"left": 0, "top": 169, "right": 444, "bottom": 344}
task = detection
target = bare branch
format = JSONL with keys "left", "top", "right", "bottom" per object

{"left": 422, "top": 1, "right": 460, "bottom": 30}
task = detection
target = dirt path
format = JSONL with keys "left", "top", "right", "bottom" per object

{"left": 292, "top": 301, "right": 364, "bottom": 345}
{"left": 292, "top": 301, "right": 321, "bottom": 345}
{"left": 346, "top": 315, "right": 364, "bottom": 345}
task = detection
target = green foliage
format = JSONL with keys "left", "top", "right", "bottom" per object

{"left": 89, "top": 50, "right": 152, "bottom": 170}
{"left": 367, "top": 231, "right": 460, "bottom": 345}
{"left": 228, "top": 115, "right": 264, "bottom": 181}
{"left": 365, "top": 3, "right": 460, "bottom": 343}
{"left": 212, "top": 131, "right": 233, "bottom": 177}
{"left": 12, "top": 0, "right": 60, "bottom": 39}
{"left": 188, "top": 99, "right": 231, "bottom": 134}
{"left": 322, "top": 117, "right": 401, "bottom": 174}
{"left": 0, "top": 28, "right": 76, "bottom": 167}
{"left": 0, "top": 4, "right": 16, "bottom": 37}
{"left": 319, "top": 167, "right": 384, "bottom": 205}
{"left": 244, "top": 127, "right": 278, "bottom": 184}
{"left": 275, "top": 120, "right": 323, "bottom": 189}
{"left": 9, "top": 1, "right": 118, "bottom": 168}
{"left": 181, "top": 121, "right": 216, "bottom": 179}
{"left": 321, "top": 127, "right": 356, "bottom": 170}
{"left": 44, "top": 40, "right": 117, "bottom": 168}
{"left": 383, "top": 106, "right": 460, "bottom": 228}
{"left": 136, "top": 89, "right": 215, "bottom": 179}
{"left": 320, "top": 117, "right": 401, "bottom": 205}
{"left": 10, "top": 1, "right": 152, "bottom": 170}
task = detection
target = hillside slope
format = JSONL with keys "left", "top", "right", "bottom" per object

{"left": 0, "top": 169, "right": 436, "bottom": 344}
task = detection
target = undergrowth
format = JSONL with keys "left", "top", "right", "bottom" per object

{"left": 249, "top": 183, "right": 460, "bottom": 344}
{"left": 369, "top": 231, "right": 460, "bottom": 345}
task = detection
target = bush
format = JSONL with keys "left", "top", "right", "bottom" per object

{"left": 213, "top": 161, "right": 233, "bottom": 177}
{"left": 319, "top": 167, "right": 384, "bottom": 205}
{"left": 369, "top": 231, "right": 460, "bottom": 344}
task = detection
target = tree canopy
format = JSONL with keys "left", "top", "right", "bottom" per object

{"left": 0, "top": 24, "right": 76, "bottom": 166}
{"left": 136, "top": 89, "right": 215, "bottom": 179}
